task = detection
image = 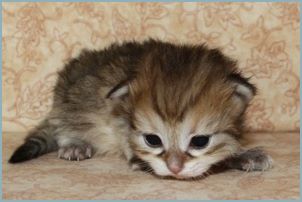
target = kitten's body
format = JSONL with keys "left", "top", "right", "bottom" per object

{"left": 9, "top": 40, "right": 272, "bottom": 179}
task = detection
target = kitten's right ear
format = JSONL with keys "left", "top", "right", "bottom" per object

{"left": 106, "top": 81, "right": 129, "bottom": 99}
{"left": 229, "top": 73, "right": 257, "bottom": 110}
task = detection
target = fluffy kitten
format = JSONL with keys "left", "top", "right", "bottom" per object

{"left": 9, "top": 39, "right": 273, "bottom": 179}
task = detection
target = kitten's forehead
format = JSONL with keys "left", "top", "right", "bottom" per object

{"left": 134, "top": 106, "right": 221, "bottom": 133}
{"left": 129, "top": 46, "right": 238, "bottom": 122}
{"left": 132, "top": 84, "right": 237, "bottom": 135}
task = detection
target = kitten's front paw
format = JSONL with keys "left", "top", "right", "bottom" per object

{"left": 227, "top": 147, "right": 273, "bottom": 172}
{"left": 58, "top": 144, "right": 93, "bottom": 161}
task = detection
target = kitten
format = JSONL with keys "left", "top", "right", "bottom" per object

{"left": 9, "top": 39, "right": 273, "bottom": 179}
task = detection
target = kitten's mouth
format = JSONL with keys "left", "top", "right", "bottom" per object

{"left": 158, "top": 169, "right": 212, "bottom": 180}
{"left": 171, "top": 174, "right": 188, "bottom": 180}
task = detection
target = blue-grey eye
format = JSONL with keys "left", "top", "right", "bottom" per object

{"left": 190, "top": 135, "right": 210, "bottom": 149}
{"left": 143, "top": 134, "right": 162, "bottom": 147}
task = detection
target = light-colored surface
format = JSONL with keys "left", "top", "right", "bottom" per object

{"left": 3, "top": 132, "right": 299, "bottom": 200}
{"left": 2, "top": 2, "right": 300, "bottom": 132}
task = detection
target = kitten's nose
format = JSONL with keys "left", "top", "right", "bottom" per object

{"left": 168, "top": 162, "right": 183, "bottom": 174}
{"left": 166, "top": 153, "right": 184, "bottom": 174}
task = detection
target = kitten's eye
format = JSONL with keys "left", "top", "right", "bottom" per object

{"left": 143, "top": 134, "right": 162, "bottom": 148}
{"left": 190, "top": 135, "right": 210, "bottom": 149}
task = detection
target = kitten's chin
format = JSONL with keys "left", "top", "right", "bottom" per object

{"left": 153, "top": 167, "right": 210, "bottom": 180}
{"left": 155, "top": 172, "right": 208, "bottom": 180}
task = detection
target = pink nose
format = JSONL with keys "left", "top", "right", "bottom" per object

{"left": 166, "top": 153, "right": 184, "bottom": 174}
{"left": 167, "top": 163, "right": 183, "bottom": 174}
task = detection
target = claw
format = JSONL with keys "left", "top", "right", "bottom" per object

{"left": 58, "top": 144, "right": 93, "bottom": 161}
{"left": 86, "top": 147, "right": 92, "bottom": 158}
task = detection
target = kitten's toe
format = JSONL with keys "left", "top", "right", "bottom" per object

{"left": 58, "top": 144, "right": 93, "bottom": 161}
{"left": 227, "top": 147, "right": 273, "bottom": 172}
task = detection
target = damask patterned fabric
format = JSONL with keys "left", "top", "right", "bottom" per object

{"left": 2, "top": 2, "right": 300, "bottom": 132}
{"left": 2, "top": 2, "right": 300, "bottom": 200}
{"left": 3, "top": 131, "right": 299, "bottom": 200}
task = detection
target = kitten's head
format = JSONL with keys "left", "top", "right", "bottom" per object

{"left": 108, "top": 42, "right": 256, "bottom": 179}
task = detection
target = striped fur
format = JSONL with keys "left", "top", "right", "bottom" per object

{"left": 9, "top": 120, "right": 58, "bottom": 163}
{"left": 9, "top": 39, "right": 272, "bottom": 179}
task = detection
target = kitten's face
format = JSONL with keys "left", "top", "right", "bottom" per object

{"left": 109, "top": 45, "right": 255, "bottom": 179}
{"left": 128, "top": 89, "right": 242, "bottom": 179}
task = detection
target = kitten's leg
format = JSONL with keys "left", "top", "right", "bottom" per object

{"left": 57, "top": 137, "right": 94, "bottom": 161}
{"left": 225, "top": 147, "right": 273, "bottom": 172}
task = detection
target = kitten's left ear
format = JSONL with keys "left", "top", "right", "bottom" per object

{"left": 106, "top": 81, "right": 129, "bottom": 99}
{"left": 229, "top": 73, "right": 257, "bottom": 107}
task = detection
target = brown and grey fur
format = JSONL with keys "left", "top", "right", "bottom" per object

{"left": 9, "top": 39, "right": 272, "bottom": 179}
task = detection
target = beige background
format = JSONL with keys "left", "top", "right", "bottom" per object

{"left": 2, "top": 2, "right": 300, "bottom": 200}
{"left": 2, "top": 2, "right": 300, "bottom": 132}
{"left": 2, "top": 3, "right": 300, "bottom": 134}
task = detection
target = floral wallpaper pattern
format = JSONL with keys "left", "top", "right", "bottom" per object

{"left": 2, "top": 2, "right": 300, "bottom": 132}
